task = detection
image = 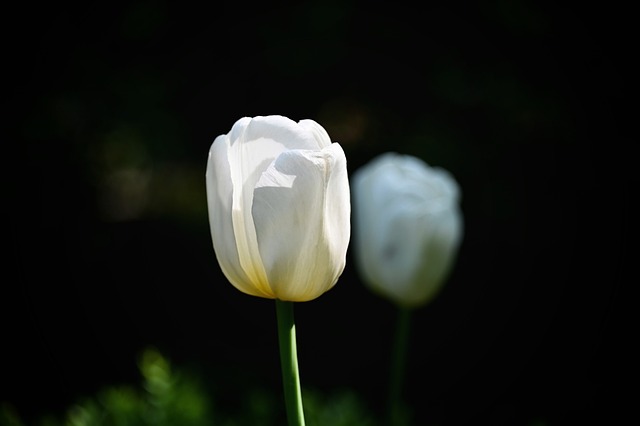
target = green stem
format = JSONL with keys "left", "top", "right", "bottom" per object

{"left": 388, "top": 306, "right": 412, "bottom": 425}
{"left": 276, "top": 299, "right": 306, "bottom": 426}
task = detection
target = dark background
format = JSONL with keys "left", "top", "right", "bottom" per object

{"left": 4, "top": 1, "right": 634, "bottom": 425}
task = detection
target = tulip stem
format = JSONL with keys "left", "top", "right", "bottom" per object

{"left": 388, "top": 306, "right": 412, "bottom": 425}
{"left": 276, "top": 299, "right": 306, "bottom": 426}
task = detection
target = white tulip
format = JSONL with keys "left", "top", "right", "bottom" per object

{"left": 352, "top": 153, "right": 463, "bottom": 308}
{"left": 206, "top": 115, "right": 351, "bottom": 302}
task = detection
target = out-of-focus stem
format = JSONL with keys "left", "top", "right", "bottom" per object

{"left": 389, "top": 306, "right": 412, "bottom": 425}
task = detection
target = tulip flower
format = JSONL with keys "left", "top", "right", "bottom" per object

{"left": 352, "top": 152, "right": 463, "bottom": 308}
{"left": 206, "top": 115, "right": 351, "bottom": 426}
{"left": 206, "top": 115, "right": 350, "bottom": 302}
{"left": 351, "top": 152, "right": 463, "bottom": 425}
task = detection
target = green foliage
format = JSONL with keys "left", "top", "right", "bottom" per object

{"left": 0, "top": 402, "right": 25, "bottom": 426}
{"left": 303, "top": 388, "right": 376, "bottom": 426}
{"left": 1, "top": 348, "right": 213, "bottom": 426}
{"left": 1, "top": 349, "right": 377, "bottom": 426}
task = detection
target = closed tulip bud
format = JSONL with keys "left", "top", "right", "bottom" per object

{"left": 206, "top": 115, "right": 351, "bottom": 302}
{"left": 352, "top": 152, "right": 463, "bottom": 308}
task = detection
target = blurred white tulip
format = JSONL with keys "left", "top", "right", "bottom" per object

{"left": 206, "top": 115, "right": 351, "bottom": 302}
{"left": 352, "top": 153, "right": 463, "bottom": 308}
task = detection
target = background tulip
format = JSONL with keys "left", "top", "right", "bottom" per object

{"left": 352, "top": 152, "right": 463, "bottom": 308}
{"left": 206, "top": 115, "right": 351, "bottom": 302}
{"left": 352, "top": 152, "right": 463, "bottom": 424}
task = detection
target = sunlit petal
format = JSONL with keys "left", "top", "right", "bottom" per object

{"left": 252, "top": 144, "right": 349, "bottom": 301}
{"left": 206, "top": 134, "right": 270, "bottom": 297}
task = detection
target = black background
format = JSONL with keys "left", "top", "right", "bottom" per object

{"left": 4, "top": 1, "right": 634, "bottom": 425}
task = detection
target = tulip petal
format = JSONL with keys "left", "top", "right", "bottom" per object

{"left": 244, "top": 116, "right": 325, "bottom": 151}
{"left": 369, "top": 202, "right": 426, "bottom": 305}
{"left": 252, "top": 143, "right": 350, "bottom": 301}
{"left": 206, "top": 132, "right": 272, "bottom": 297}
{"left": 297, "top": 119, "right": 332, "bottom": 149}
{"left": 353, "top": 162, "right": 407, "bottom": 297}
{"left": 412, "top": 208, "right": 463, "bottom": 304}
